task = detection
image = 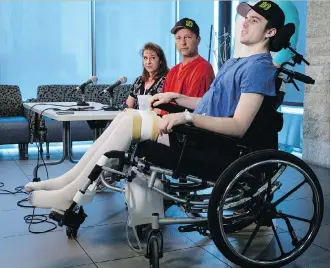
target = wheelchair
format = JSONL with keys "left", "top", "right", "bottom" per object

{"left": 49, "top": 26, "right": 323, "bottom": 268}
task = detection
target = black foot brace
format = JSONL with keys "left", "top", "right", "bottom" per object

{"left": 49, "top": 206, "right": 87, "bottom": 231}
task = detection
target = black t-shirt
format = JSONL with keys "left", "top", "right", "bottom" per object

{"left": 129, "top": 76, "right": 166, "bottom": 109}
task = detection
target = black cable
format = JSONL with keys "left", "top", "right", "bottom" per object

{"left": 17, "top": 201, "right": 57, "bottom": 234}
{"left": 5, "top": 105, "right": 63, "bottom": 234}
{"left": 15, "top": 103, "right": 101, "bottom": 234}
{"left": 33, "top": 107, "right": 54, "bottom": 180}
{"left": 17, "top": 194, "right": 58, "bottom": 234}
{"left": 0, "top": 181, "right": 58, "bottom": 234}
{"left": 0, "top": 184, "right": 26, "bottom": 195}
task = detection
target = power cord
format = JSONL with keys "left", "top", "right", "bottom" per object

{"left": 17, "top": 201, "right": 57, "bottom": 234}
{"left": 0, "top": 182, "right": 57, "bottom": 234}
{"left": 17, "top": 103, "right": 99, "bottom": 234}
{"left": 6, "top": 105, "right": 68, "bottom": 234}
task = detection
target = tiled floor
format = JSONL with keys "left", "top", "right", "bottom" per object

{"left": 0, "top": 143, "right": 329, "bottom": 268}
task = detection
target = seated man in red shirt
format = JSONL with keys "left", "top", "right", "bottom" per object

{"left": 162, "top": 18, "right": 215, "bottom": 97}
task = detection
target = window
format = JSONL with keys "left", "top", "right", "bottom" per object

{"left": 94, "top": 1, "right": 176, "bottom": 85}
{"left": 0, "top": 2, "right": 91, "bottom": 100}
{"left": 178, "top": 1, "right": 215, "bottom": 66}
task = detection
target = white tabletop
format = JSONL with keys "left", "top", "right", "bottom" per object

{"left": 23, "top": 102, "right": 121, "bottom": 121}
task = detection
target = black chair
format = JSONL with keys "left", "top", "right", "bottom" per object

{"left": 0, "top": 85, "right": 29, "bottom": 159}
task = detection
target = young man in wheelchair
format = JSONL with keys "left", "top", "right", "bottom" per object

{"left": 25, "top": 1, "right": 289, "bottom": 214}
{"left": 23, "top": 2, "right": 324, "bottom": 267}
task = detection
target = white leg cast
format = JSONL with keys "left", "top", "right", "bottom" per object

{"left": 29, "top": 111, "right": 160, "bottom": 211}
{"left": 25, "top": 112, "right": 129, "bottom": 192}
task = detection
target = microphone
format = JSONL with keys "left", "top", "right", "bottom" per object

{"left": 279, "top": 67, "right": 315, "bottom": 85}
{"left": 103, "top": 76, "right": 127, "bottom": 94}
{"left": 75, "top": 76, "right": 98, "bottom": 106}
{"left": 76, "top": 76, "right": 98, "bottom": 92}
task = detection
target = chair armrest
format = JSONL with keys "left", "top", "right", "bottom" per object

{"left": 172, "top": 124, "right": 239, "bottom": 148}
{"left": 153, "top": 102, "right": 194, "bottom": 113}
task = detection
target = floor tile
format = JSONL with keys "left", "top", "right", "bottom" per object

{"left": 325, "top": 195, "right": 330, "bottom": 208}
{"left": 72, "top": 264, "right": 97, "bottom": 268}
{"left": 0, "top": 207, "right": 65, "bottom": 238}
{"left": 0, "top": 231, "right": 92, "bottom": 268}
{"left": 203, "top": 232, "right": 326, "bottom": 267}
{"left": 310, "top": 164, "right": 330, "bottom": 182}
{"left": 275, "top": 197, "right": 329, "bottom": 232}
{"left": 75, "top": 224, "right": 143, "bottom": 263}
{"left": 0, "top": 168, "right": 31, "bottom": 211}
{"left": 296, "top": 224, "right": 330, "bottom": 251}
{"left": 202, "top": 234, "right": 276, "bottom": 267}
{"left": 0, "top": 192, "right": 29, "bottom": 211}
{"left": 284, "top": 244, "right": 330, "bottom": 268}
{"left": 80, "top": 194, "right": 127, "bottom": 228}
{"left": 0, "top": 163, "right": 30, "bottom": 188}
{"left": 96, "top": 246, "right": 229, "bottom": 268}
{"left": 76, "top": 222, "right": 196, "bottom": 263}
{"left": 0, "top": 147, "right": 329, "bottom": 268}
{"left": 178, "top": 221, "right": 286, "bottom": 248}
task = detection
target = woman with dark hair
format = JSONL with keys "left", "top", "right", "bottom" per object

{"left": 126, "top": 42, "right": 169, "bottom": 109}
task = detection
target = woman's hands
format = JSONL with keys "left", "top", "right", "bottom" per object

{"left": 158, "top": 112, "right": 186, "bottom": 135}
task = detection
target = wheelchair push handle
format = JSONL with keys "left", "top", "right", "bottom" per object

{"left": 278, "top": 67, "right": 315, "bottom": 85}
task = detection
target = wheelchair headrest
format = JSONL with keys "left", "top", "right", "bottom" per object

{"left": 270, "top": 23, "right": 295, "bottom": 52}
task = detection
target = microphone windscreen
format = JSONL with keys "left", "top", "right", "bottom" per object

{"left": 91, "top": 76, "right": 98, "bottom": 83}
{"left": 119, "top": 76, "right": 127, "bottom": 83}
{"left": 271, "top": 23, "right": 295, "bottom": 52}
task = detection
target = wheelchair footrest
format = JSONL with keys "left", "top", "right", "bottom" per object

{"left": 49, "top": 206, "right": 87, "bottom": 230}
{"left": 178, "top": 222, "right": 210, "bottom": 237}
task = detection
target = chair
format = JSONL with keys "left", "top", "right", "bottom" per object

{"left": 0, "top": 85, "right": 29, "bottom": 159}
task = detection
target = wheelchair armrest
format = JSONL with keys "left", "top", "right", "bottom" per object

{"left": 172, "top": 124, "right": 239, "bottom": 147}
{"left": 153, "top": 102, "right": 194, "bottom": 113}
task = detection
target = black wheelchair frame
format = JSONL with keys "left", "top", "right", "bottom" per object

{"left": 49, "top": 46, "right": 324, "bottom": 268}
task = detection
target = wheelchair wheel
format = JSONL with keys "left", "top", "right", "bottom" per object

{"left": 208, "top": 150, "right": 324, "bottom": 267}
{"left": 148, "top": 236, "right": 159, "bottom": 268}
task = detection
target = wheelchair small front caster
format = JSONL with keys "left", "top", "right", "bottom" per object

{"left": 145, "top": 213, "right": 163, "bottom": 268}
{"left": 66, "top": 227, "right": 78, "bottom": 238}
{"left": 148, "top": 236, "right": 160, "bottom": 268}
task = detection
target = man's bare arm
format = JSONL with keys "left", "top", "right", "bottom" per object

{"left": 150, "top": 92, "right": 201, "bottom": 111}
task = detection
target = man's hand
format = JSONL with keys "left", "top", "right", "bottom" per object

{"left": 149, "top": 92, "right": 178, "bottom": 110}
{"left": 158, "top": 113, "right": 186, "bottom": 135}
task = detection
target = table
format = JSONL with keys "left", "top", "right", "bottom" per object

{"left": 23, "top": 102, "right": 121, "bottom": 181}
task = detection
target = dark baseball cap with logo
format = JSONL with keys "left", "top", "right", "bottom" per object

{"left": 171, "top": 18, "right": 200, "bottom": 36}
{"left": 237, "top": 1, "right": 285, "bottom": 30}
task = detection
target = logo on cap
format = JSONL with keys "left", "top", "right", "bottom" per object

{"left": 185, "top": 20, "right": 193, "bottom": 28}
{"left": 259, "top": 1, "right": 272, "bottom": 10}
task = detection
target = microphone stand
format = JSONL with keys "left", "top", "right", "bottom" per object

{"left": 103, "top": 90, "right": 118, "bottom": 111}
{"left": 76, "top": 86, "right": 89, "bottom": 106}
